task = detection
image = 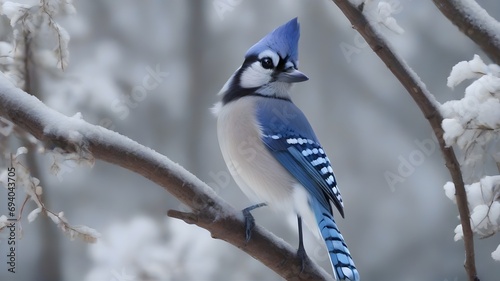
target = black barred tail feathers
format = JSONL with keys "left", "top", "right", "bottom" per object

{"left": 311, "top": 198, "right": 360, "bottom": 281}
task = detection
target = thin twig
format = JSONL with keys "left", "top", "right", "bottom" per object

{"left": 330, "top": 1, "right": 478, "bottom": 280}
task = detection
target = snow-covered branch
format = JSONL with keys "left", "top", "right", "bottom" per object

{"left": 0, "top": 73, "right": 332, "bottom": 281}
{"left": 431, "top": 0, "right": 500, "bottom": 65}
{"left": 330, "top": 1, "right": 478, "bottom": 280}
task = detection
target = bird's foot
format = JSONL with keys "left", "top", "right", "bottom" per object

{"left": 297, "top": 245, "right": 308, "bottom": 273}
{"left": 242, "top": 203, "right": 267, "bottom": 243}
{"left": 243, "top": 210, "right": 255, "bottom": 243}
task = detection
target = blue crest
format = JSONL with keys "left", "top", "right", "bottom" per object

{"left": 245, "top": 17, "right": 300, "bottom": 63}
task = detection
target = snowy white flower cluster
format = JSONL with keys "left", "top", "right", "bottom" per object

{"left": 361, "top": 0, "right": 405, "bottom": 35}
{"left": 444, "top": 176, "right": 500, "bottom": 261}
{"left": 0, "top": 0, "right": 75, "bottom": 87}
{"left": 376, "top": 1, "right": 404, "bottom": 34}
{"left": 441, "top": 55, "right": 500, "bottom": 262}
{"left": 441, "top": 55, "right": 500, "bottom": 166}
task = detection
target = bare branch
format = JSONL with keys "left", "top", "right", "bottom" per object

{"left": 330, "top": 1, "right": 478, "bottom": 280}
{"left": 0, "top": 73, "right": 332, "bottom": 281}
{"left": 432, "top": 0, "right": 500, "bottom": 65}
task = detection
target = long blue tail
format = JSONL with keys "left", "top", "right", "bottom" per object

{"left": 311, "top": 198, "right": 360, "bottom": 281}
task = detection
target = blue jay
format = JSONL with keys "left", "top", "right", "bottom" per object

{"left": 213, "top": 18, "right": 359, "bottom": 281}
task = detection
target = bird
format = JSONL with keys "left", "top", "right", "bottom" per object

{"left": 212, "top": 17, "right": 359, "bottom": 281}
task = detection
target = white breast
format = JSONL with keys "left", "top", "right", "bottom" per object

{"left": 216, "top": 96, "right": 298, "bottom": 212}
{"left": 216, "top": 96, "right": 319, "bottom": 236}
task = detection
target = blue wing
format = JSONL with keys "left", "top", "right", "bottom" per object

{"left": 255, "top": 98, "right": 344, "bottom": 217}
{"left": 262, "top": 133, "right": 344, "bottom": 217}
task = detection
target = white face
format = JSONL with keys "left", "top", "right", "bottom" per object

{"left": 239, "top": 50, "right": 294, "bottom": 98}
{"left": 239, "top": 50, "right": 280, "bottom": 89}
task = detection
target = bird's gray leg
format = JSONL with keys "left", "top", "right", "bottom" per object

{"left": 297, "top": 215, "right": 308, "bottom": 272}
{"left": 242, "top": 203, "right": 267, "bottom": 243}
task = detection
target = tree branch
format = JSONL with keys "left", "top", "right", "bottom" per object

{"left": 0, "top": 73, "right": 332, "bottom": 281}
{"left": 431, "top": 0, "right": 500, "bottom": 65}
{"left": 330, "top": 1, "right": 478, "bottom": 280}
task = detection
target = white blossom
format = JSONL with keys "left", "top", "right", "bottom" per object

{"left": 0, "top": 215, "right": 8, "bottom": 229}
{"left": 447, "top": 176, "right": 500, "bottom": 242}
{"left": 27, "top": 207, "right": 42, "bottom": 223}
{"left": 492, "top": 244, "right": 500, "bottom": 261}
{"left": 441, "top": 55, "right": 500, "bottom": 169}
{"left": 377, "top": 1, "right": 404, "bottom": 34}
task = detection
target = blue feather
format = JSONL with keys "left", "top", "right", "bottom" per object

{"left": 311, "top": 198, "right": 360, "bottom": 281}
{"left": 245, "top": 17, "right": 300, "bottom": 64}
{"left": 256, "top": 98, "right": 344, "bottom": 216}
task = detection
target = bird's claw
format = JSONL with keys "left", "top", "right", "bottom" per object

{"left": 297, "top": 245, "right": 308, "bottom": 273}
{"left": 243, "top": 210, "right": 255, "bottom": 243}
{"left": 242, "top": 203, "right": 267, "bottom": 243}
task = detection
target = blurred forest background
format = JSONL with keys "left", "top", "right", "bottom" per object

{"left": 0, "top": 0, "right": 499, "bottom": 280}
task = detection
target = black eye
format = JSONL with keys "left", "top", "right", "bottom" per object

{"left": 260, "top": 57, "right": 274, "bottom": 69}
